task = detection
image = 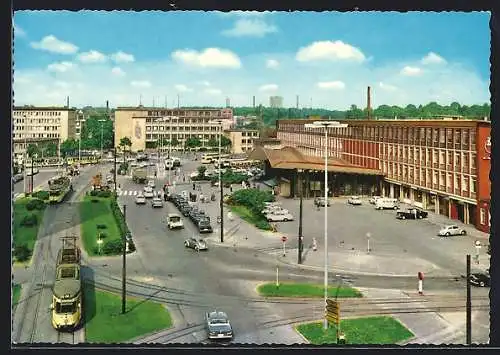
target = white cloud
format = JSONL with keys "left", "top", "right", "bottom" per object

{"left": 266, "top": 59, "right": 279, "bottom": 69}
{"left": 421, "top": 52, "right": 447, "bottom": 65}
{"left": 175, "top": 84, "right": 193, "bottom": 92}
{"left": 296, "top": 40, "right": 366, "bottom": 63}
{"left": 172, "top": 48, "right": 242, "bottom": 69}
{"left": 111, "top": 67, "right": 126, "bottom": 76}
{"left": 130, "top": 80, "right": 151, "bottom": 88}
{"left": 378, "top": 82, "right": 398, "bottom": 91}
{"left": 47, "top": 61, "right": 76, "bottom": 73}
{"left": 54, "top": 81, "right": 70, "bottom": 89}
{"left": 317, "top": 81, "right": 345, "bottom": 90}
{"left": 222, "top": 19, "right": 278, "bottom": 37}
{"left": 259, "top": 84, "right": 278, "bottom": 92}
{"left": 111, "top": 51, "right": 135, "bottom": 63}
{"left": 30, "top": 35, "right": 79, "bottom": 54}
{"left": 77, "top": 50, "right": 107, "bottom": 63}
{"left": 198, "top": 81, "right": 211, "bottom": 86}
{"left": 13, "top": 23, "right": 26, "bottom": 37}
{"left": 205, "top": 88, "right": 222, "bottom": 95}
{"left": 400, "top": 66, "right": 422, "bottom": 76}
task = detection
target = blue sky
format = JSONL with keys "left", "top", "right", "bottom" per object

{"left": 13, "top": 11, "right": 491, "bottom": 109}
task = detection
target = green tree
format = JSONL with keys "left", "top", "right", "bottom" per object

{"left": 197, "top": 165, "right": 207, "bottom": 178}
{"left": 185, "top": 137, "right": 201, "bottom": 148}
{"left": 171, "top": 137, "right": 180, "bottom": 147}
{"left": 207, "top": 138, "right": 218, "bottom": 147}
{"left": 119, "top": 136, "right": 132, "bottom": 160}
{"left": 80, "top": 116, "right": 113, "bottom": 149}
{"left": 221, "top": 136, "right": 232, "bottom": 147}
{"left": 60, "top": 139, "right": 78, "bottom": 157}
{"left": 345, "top": 104, "right": 364, "bottom": 119}
{"left": 26, "top": 144, "right": 39, "bottom": 158}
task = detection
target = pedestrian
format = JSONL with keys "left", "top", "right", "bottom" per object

{"left": 227, "top": 211, "right": 233, "bottom": 221}
{"left": 230, "top": 185, "right": 233, "bottom": 193}
{"left": 193, "top": 183, "right": 196, "bottom": 190}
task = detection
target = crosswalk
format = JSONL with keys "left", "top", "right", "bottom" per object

{"left": 117, "top": 189, "right": 164, "bottom": 197}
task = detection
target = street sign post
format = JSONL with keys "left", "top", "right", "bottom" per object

{"left": 475, "top": 240, "right": 481, "bottom": 264}
{"left": 325, "top": 298, "right": 340, "bottom": 325}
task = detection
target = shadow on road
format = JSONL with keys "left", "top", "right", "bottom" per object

{"left": 126, "top": 289, "right": 165, "bottom": 314}
{"left": 81, "top": 265, "right": 96, "bottom": 325}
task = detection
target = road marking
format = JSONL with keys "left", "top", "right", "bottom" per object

{"left": 133, "top": 190, "right": 138, "bottom": 196}
{"left": 123, "top": 190, "right": 128, "bottom": 196}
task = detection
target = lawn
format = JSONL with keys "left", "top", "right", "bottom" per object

{"left": 12, "top": 284, "right": 21, "bottom": 308}
{"left": 230, "top": 205, "right": 272, "bottom": 231}
{"left": 80, "top": 195, "right": 121, "bottom": 256}
{"left": 84, "top": 283, "right": 173, "bottom": 343}
{"left": 295, "top": 316, "right": 414, "bottom": 344}
{"left": 257, "top": 282, "right": 363, "bottom": 298}
{"left": 13, "top": 198, "right": 47, "bottom": 263}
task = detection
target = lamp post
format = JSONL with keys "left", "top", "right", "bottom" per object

{"left": 297, "top": 168, "right": 304, "bottom": 264}
{"left": 98, "top": 119, "right": 106, "bottom": 167}
{"left": 305, "top": 120, "right": 348, "bottom": 330}
{"left": 22, "top": 114, "right": 27, "bottom": 194}
{"left": 211, "top": 119, "right": 224, "bottom": 243}
{"left": 366, "top": 232, "right": 371, "bottom": 254}
{"left": 78, "top": 110, "right": 83, "bottom": 167}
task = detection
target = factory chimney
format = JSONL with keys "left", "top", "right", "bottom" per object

{"left": 106, "top": 100, "right": 109, "bottom": 112}
{"left": 252, "top": 96, "right": 256, "bottom": 109}
{"left": 66, "top": 96, "right": 70, "bottom": 108}
{"left": 367, "top": 86, "right": 372, "bottom": 120}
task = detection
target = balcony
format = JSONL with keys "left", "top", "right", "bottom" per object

{"left": 433, "top": 163, "right": 438, "bottom": 168}
{"left": 471, "top": 168, "right": 477, "bottom": 175}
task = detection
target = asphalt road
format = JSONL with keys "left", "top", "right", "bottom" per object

{"left": 12, "top": 164, "right": 101, "bottom": 344}
{"left": 275, "top": 196, "right": 489, "bottom": 276}
{"left": 13, "top": 168, "right": 61, "bottom": 197}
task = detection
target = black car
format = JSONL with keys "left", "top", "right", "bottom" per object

{"left": 396, "top": 208, "right": 428, "bottom": 220}
{"left": 179, "top": 204, "right": 192, "bottom": 216}
{"left": 470, "top": 272, "right": 490, "bottom": 287}
{"left": 198, "top": 220, "right": 213, "bottom": 233}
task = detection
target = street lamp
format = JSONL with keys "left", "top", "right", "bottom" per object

{"left": 156, "top": 116, "right": 176, "bottom": 187}
{"left": 22, "top": 114, "right": 27, "bottom": 194}
{"left": 77, "top": 110, "right": 83, "bottom": 167}
{"left": 211, "top": 119, "right": 224, "bottom": 243}
{"left": 366, "top": 232, "right": 371, "bottom": 254}
{"left": 297, "top": 168, "right": 304, "bottom": 264}
{"left": 98, "top": 119, "right": 106, "bottom": 163}
{"left": 304, "top": 120, "right": 348, "bottom": 330}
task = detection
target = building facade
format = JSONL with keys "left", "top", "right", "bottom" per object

{"left": 224, "top": 129, "right": 260, "bottom": 154}
{"left": 12, "top": 106, "right": 77, "bottom": 159}
{"left": 277, "top": 118, "right": 491, "bottom": 233}
{"left": 114, "top": 106, "right": 234, "bottom": 152}
{"left": 269, "top": 96, "right": 284, "bottom": 108}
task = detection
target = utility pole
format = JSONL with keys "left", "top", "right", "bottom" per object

{"left": 466, "top": 254, "right": 471, "bottom": 345}
{"left": 298, "top": 169, "right": 304, "bottom": 264}
{"left": 219, "top": 122, "right": 224, "bottom": 243}
{"left": 122, "top": 204, "right": 127, "bottom": 314}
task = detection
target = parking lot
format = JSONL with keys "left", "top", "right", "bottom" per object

{"left": 272, "top": 195, "right": 490, "bottom": 276}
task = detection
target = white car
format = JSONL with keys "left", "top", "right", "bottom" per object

{"left": 267, "top": 212, "right": 294, "bottom": 222}
{"left": 135, "top": 194, "right": 146, "bottom": 205}
{"left": 261, "top": 207, "right": 289, "bottom": 215}
{"left": 144, "top": 190, "right": 155, "bottom": 199}
{"left": 144, "top": 186, "right": 153, "bottom": 192}
{"left": 438, "top": 225, "right": 467, "bottom": 237}
{"left": 369, "top": 196, "right": 382, "bottom": 204}
{"left": 167, "top": 213, "right": 184, "bottom": 229}
{"left": 147, "top": 180, "right": 155, "bottom": 188}
{"left": 348, "top": 196, "right": 363, "bottom": 205}
{"left": 151, "top": 197, "right": 163, "bottom": 208}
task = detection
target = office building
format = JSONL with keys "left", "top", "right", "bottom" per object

{"left": 12, "top": 106, "right": 77, "bottom": 159}
{"left": 274, "top": 118, "right": 491, "bottom": 233}
{"left": 114, "top": 106, "right": 233, "bottom": 152}
{"left": 224, "top": 129, "right": 260, "bottom": 154}
{"left": 269, "top": 96, "right": 283, "bottom": 108}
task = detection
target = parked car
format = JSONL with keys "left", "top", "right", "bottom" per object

{"left": 12, "top": 174, "right": 24, "bottom": 183}
{"left": 198, "top": 219, "right": 213, "bottom": 233}
{"left": 369, "top": 196, "right": 382, "bottom": 204}
{"left": 470, "top": 272, "right": 490, "bottom": 287}
{"left": 314, "top": 197, "right": 331, "bottom": 207}
{"left": 267, "top": 212, "right": 294, "bottom": 222}
{"left": 375, "top": 198, "right": 399, "bottom": 210}
{"left": 261, "top": 207, "right": 288, "bottom": 215}
{"left": 135, "top": 193, "right": 146, "bottom": 205}
{"left": 396, "top": 208, "right": 428, "bottom": 220}
{"left": 347, "top": 196, "right": 363, "bottom": 205}
{"left": 438, "top": 224, "right": 467, "bottom": 237}
{"left": 184, "top": 237, "right": 208, "bottom": 251}
{"left": 151, "top": 197, "right": 163, "bottom": 208}
{"left": 205, "top": 311, "right": 233, "bottom": 341}
{"left": 167, "top": 213, "right": 184, "bottom": 229}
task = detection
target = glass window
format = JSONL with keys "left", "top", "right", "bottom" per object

{"left": 480, "top": 208, "right": 486, "bottom": 225}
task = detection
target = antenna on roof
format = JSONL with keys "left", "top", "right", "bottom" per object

{"left": 139, "top": 94, "right": 142, "bottom": 106}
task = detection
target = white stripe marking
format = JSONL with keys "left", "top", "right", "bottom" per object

{"left": 133, "top": 191, "right": 138, "bottom": 196}
{"left": 123, "top": 190, "right": 128, "bottom": 196}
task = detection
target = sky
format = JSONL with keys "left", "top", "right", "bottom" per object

{"left": 13, "top": 11, "right": 491, "bottom": 110}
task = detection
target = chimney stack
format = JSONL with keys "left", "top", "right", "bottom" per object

{"left": 66, "top": 96, "right": 70, "bottom": 108}
{"left": 296, "top": 95, "right": 299, "bottom": 109}
{"left": 367, "top": 86, "right": 372, "bottom": 120}
{"left": 106, "top": 100, "right": 109, "bottom": 112}
{"left": 253, "top": 96, "right": 255, "bottom": 109}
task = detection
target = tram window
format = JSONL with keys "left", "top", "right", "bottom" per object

{"left": 55, "top": 301, "right": 77, "bottom": 314}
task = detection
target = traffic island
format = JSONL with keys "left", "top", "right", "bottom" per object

{"left": 257, "top": 282, "right": 363, "bottom": 298}
{"left": 13, "top": 197, "right": 47, "bottom": 265}
{"left": 80, "top": 193, "right": 135, "bottom": 256}
{"left": 226, "top": 189, "right": 275, "bottom": 231}
{"left": 83, "top": 284, "right": 173, "bottom": 343}
{"left": 295, "top": 316, "right": 414, "bottom": 344}
{"left": 12, "top": 284, "right": 21, "bottom": 309}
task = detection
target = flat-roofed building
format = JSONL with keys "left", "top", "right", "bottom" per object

{"left": 224, "top": 129, "right": 260, "bottom": 154}
{"left": 114, "top": 106, "right": 234, "bottom": 153}
{"left": 274, "top": 117, "right": 491, "bottom": 233}
{"left": 12, "top": 106, "right": 77, "bottom": 160}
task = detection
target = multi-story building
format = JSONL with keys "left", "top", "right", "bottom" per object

{"left": 12, "top": 106, "right": 77, "bottom": 160}
{"left": 114, "top": 106, "right": 234, "bottom": 152}
{"left": 276, "top": 118, "right": 491, "bottom": 233}
{"left": 269, "top": 96, "right": 283, "bottom": 108}
{"left": 224, "top": 129, "right": 260, "bottom": 154}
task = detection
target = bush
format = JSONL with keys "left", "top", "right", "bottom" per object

{"left": 255, "top": 220, "right": 272, "bottom": 231}
{"left": 90, "top": 190, "right": 99, "bottom": 196}
{"left": 20, "top": 214, "right": 38, "bottom": 227}
{"left": 26, "top": 199, "right": 45, "bottom": 211}
{"left": 98, "top": 190, "right": 112, "bottom": 198}
{"left": 128, "top": 240, "right": 136, "bottom": 252}
{"left": 110, "top": 197, "right": 130, "bottom": 238}
{"left": 231, "top": 188, "right": 275, "bottom": 216}
{"left": 97, "top": 224, "right": 107, "bottom": 230}
{"left": 14, "top": 244, "right": 32, "bottom": 262}
{"left": 102, "top": 239, "right": 124, "bottom": 255}
{"left": 32, "top": 191, "right": 49, "bottom": 201}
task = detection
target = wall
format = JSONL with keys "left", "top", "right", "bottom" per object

{"left": 475, "top": 122, "right": 491, "bottom": 233}
{"left": 115, "top": 110, "right": 143, "bottom": 152}
{"left": 131, "top": 118, "right": 146, "bottom": 151}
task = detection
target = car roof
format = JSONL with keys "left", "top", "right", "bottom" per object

{"left": 168, "top": 213, "right": 180, "bottom": 217}
{"left": 208, "top": 311, "right": 228, "bottom": 320}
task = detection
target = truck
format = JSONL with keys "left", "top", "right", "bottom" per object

{"left": 48, "top": 175, "right": 73, "bottom": 204}
{"left": 91, "top": 173, "right": 109, "bottom": 191}
{"left": 132, "top": 168, "right": 148, "bottom": 184}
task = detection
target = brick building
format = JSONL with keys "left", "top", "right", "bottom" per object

{"left": 274, "top": 118, "right": 491, "bottom": 233}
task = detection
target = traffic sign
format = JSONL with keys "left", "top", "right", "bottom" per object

{"left": 325, "top": 299, "right": 340, "bottom": 324}
{"left": 475, "top": 240, "right": 481, "bottom": 247}
{"left": 281, "top": 236, "right": 288, "bottom": 242}
{"left": 325, "top": 314, "right": 339, "bottom": 324}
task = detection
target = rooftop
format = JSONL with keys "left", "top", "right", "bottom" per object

{"left": 13, "top": 106, "right": 77, "bottom": 111}
{"left": 277, "top": 118, "right": 491, "bottom": 128}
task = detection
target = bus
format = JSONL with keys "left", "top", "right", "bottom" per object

{"left": 229, "top": 159, "right": 260, "bottom": 169}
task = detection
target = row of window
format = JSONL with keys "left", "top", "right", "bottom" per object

{"left": 14, "top": 126, "right": 60, "bottom": 132}
{"left": 280, "top": 124, "right": 478, "bottom": 148}
{"left": 14, "top": 118, "right": 62, "bottom": 125}
{"left": 13, "top": 133, "right": 60, "bottom": 139}
{"left": 145, "top": 110, "right": 226, "bottom": 117}
{"left": 145, "top": 134, "right": 219, "bottom": 140}
{"left": 13, "top": 111, "right": 65, "bottom": 117}
{"left": 146, "top": 126, "right": 220, "bottom": 132}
